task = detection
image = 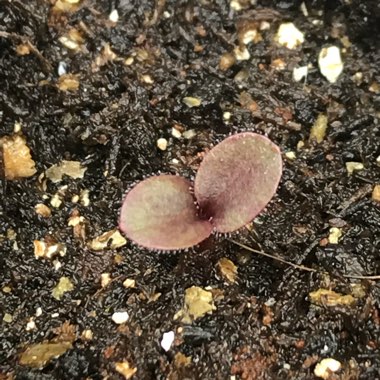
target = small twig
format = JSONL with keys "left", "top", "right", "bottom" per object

{"left": 0, "top": 31, "right": 53, "bottom": 74}
{"left": 228, "top": 239, "right": 380, "bottom": 280}
{"left": 229, "top": 239, "right": 317, "bottom": 273}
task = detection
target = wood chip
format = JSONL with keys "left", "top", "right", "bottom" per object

{"left": 57, "top": 74, "right": 80, "bottom": 92}
{"left": 34, "top": 240, "right": 66, "bottom": 259}
{"left": 219, "top": 52, "right": 236, "bottom": 71}
{"left": 115, "top": 361, "right": 137, "bottom": 379}
{"left": 0, "top": 135, "right": 37, "bottom": 180}
{"left": 310, "top": 114, "right": 328, "bottom": 143}
{"left": 35, "top": 204, "right": 52, "bottom": 218}
{"left": 88, "top": 229, "right": 127, "bottom": 251}
{"left": 309, "top": 289, "right": 355, "bottom": 307}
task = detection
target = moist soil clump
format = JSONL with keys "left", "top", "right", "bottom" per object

{"left": 0, "top": 1, "right": 380, "bottom": 379}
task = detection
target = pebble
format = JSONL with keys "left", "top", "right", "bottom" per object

{"left": 101, "top": 273, "right": 111, "bottom": 288}
{"left": 183, "top": 97, "right": 202, "bottom": 108}
{"left": 3, "top": 313, "right": 13, "bottom": 323}
{"left": 314, "top": 358, "right": 341, "bottom": 379}
{"left": 141, "top": 74, "right": 154, "bottom": 84}
{"left": 234, "top": 46, "right": 250, "bottom": 61}
{"left": 26, "top": 319, "right": 36, "bottom": 331}
{"left": 123, "top": 279, "right": 136, "bottom": 288}
{"left": 230, "top": 0, "right": 242, "bottom": 11}
{"left": 223, "top": 112, "right": 232, "bottom": 121}
{"left": 328, "top": 227, "right": 342, "bottom": 244}
{"left": 82, "top": 329, "right": 93, "bottom": 341}
{"left": 345, "top": 161, "right": 364, "bottom": 174}
{"left": 109, "top": 9, "right": 119, "bottom": 23}
{"left": 183, "top": 129, "right": 196, "bottom": 139}
{"left": 80, "top": 189, "right": 90, "bottom": 206}
{"left": 276, "top": 23, "right": 304, "bottom": 49}
{"left": 58, "top": 62, "right": 67, "bottom": 76}
{"left": 293, "top": 66, "right": 308, "bottom": 82}
{"left": 242, "top": 29, "right": 257, "bottom": 45}
{"left": 318, "top": 46, "right": 343, "bottom": 83}
{"left": 285, "top": 151, "right": 296, "bottom": 160}
{"left": 157, "top": 138, "right": 168, "bottom": 151}
{"left": 59, "top": 36, "right": 79, "bottom": 51}
{"left": 171, "top": 127, "right": 182, "bottom": 139}
{"left": 160, "top": 331, "right": 175, "bottom": 351}
{"left": 112, "top": 311, "right": 129, "bottom": 324}
{"left": 372, "top": 185, "right": 380, "bottom": 202}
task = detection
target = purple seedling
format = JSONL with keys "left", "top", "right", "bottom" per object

{"left": 119, "top": 132, "right": 282, "bottom": 250}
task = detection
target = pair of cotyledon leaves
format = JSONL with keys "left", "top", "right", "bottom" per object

{"left": 119, "top": 132, "right": 282, "bottom": 250}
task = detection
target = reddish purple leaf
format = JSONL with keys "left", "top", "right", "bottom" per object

{"left": 119, "top": 175, "right": 213, "bottom": 250}
{"left": 194, "top": 132, "right": 282, "bottom": 233}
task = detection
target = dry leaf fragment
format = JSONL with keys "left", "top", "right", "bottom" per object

{"left": 217, "top": 258, "right": 238, "bottom": 283}
{"left": 19, "top": 342, "right": 72, "bottom": 368}
{"left": 52, "top": 277, "right": 74, "bottom": 300}
{"left": 0, "top": 135, "right": 37, "bottom": 180}
{"left": 46, "top": 160, "right": 86, "bottom": 182}
{"left": 174, "top": 352, "right": 192, "bottom": 367}
{"left": 53, "top": 320, "right": 77, "bottom": 343}
{"left": 174, "top": 286, "right": 216, "bottom": 323}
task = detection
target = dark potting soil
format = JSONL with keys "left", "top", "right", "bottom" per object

{"left": 1, "top": 0, "right": 380, "bottom": 379}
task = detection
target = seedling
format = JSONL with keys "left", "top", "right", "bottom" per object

{"left": 119, "top": 132, "right": 282, "bottom": 250}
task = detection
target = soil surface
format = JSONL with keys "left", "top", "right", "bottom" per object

{"left": 1, "top": 1, "right": 380, "bottom": 379}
